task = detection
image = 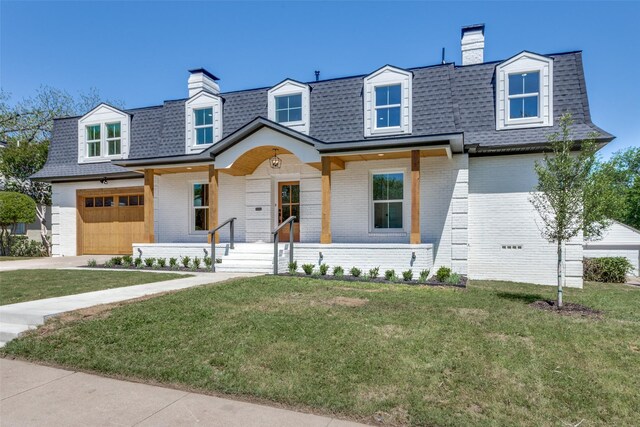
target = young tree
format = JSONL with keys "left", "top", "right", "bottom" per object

{"left": 0, "top": 191, "right": 36, "bottom": 256}
{"left": 530, "top": 113, "right": 621, "bottom": 307}
{"left": 0, "top": 86, "right": 123, "bottom": 255}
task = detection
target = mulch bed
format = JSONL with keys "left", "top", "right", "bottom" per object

{"left": 279, "top": 273, "right": 467, "bottom": 288}
{"left": 529, "top": 300, "right": 603, "bottom": 318}
{"left": 87, "top": 265, "right": 215, "bottom": 273}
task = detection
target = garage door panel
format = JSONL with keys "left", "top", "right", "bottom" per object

{"left": 78, "top": 188, "right": 145, "bottom": 255}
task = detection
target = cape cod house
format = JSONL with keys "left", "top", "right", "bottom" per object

{"left": 32, "top": 25, "right": 613, "bottom": 287}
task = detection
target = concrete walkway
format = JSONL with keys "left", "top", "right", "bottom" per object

{"left": 0, "top": 255, "right": 113, "bottom": 272}
{"left": 0, "top": 359, "right": 367, "bottom": 426}
{"left": 0, "top": 270, "right": 256, "bottom": 346}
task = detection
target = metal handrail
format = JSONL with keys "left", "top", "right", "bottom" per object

{"left": 272, "top": 216, "right": 295, "bottom": 274}
{"left": 208, "top": 217, "right": 236, "bottom": 272}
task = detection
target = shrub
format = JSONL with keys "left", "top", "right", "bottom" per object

{"left": 144, "top": 257, "right": 155, "bottom": 268}
{"left": 181, "top": 256, "right": 191, "bottom": 268}
{"left": 384, "top": 269, "right": 396, "bottom": 281}
{"left": 584, "top": 257, "right": 632, "bottom": 283}
{"left": 301, "top": 263, "right": 314, "bottom": 275}
{"left": 169, "top": 257, "right": 178, "bottom": 268}
{"left": 87, "top": 258, "right": 97, "bottom": 267}
{"left": 369, "top": 266, "right": 380, "bottom": 279}
{"left": 350, "top": 267, "right": 362, "bottom": 277}
{"left": 157, "top": 257, "right": 167, "bottom": 268}
{"left": 122, "top": 255, "right": 133, "bottom": 264}
{"left": 122, "top": 260, "right": 132, "bottom": 268}
{"left": 319, "top": 263, "right": 329, "bottom": 275}
{"left": 6, "top": 236, "right": 46, "bottom": 257}
{"left": 204, "top": 256, "right": 212, "bottom": 268}
{"left": 134, "top": 257, "right": 143, "bottom": 267}
{"left": 111, "top": 256, "right": 123, "bottom": 265}
{"left": 436, "top": 266, "right": 451, "bottom": 282}
{"left": 215, "top": 258, "right": 222, "bottom": 264}
{"left": 419, "top": 269, "right": 430, "bottom": 282}
{"left": 192, "top": 257, "right": 201, "bottom": 269}
{"left": 402, "top": 269, "right": 413, "bottom": 281}
{"left": 104, "top": 259, "right": 114, "bottom": 268}
{"left": 445, "top": 273, "right": 461, "bottom": 285}
{"left": 288, "top": 261, "right": 298, "bottom": 274}
{"left": 333, "top": 265, "right": 344, "bottom": 277}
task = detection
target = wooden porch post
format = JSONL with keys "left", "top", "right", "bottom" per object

{"left": 410, "top": 150, "right": 421, "bottom": 244}
{"left": 321, "top": 156, "right": 332, "bottom": 244}
{"left": 144, "top": 169, "right": 155, "bottom": 243}
{"left": 208, "top": 165, "right": 219, "bottom": 244}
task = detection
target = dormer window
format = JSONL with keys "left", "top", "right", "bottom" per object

{"left": 496, "top": 52, "right": 553, "bottom": 130}
{"left": 508, "top": 72, "right": 539, "bottom": 119}
{"left": 363, "top": 65, "right": 412, "bottom": 137}
{"left": 268, "top": 80, "right": 310, "bottom": 134}
{"left": 86, "top": 125, "right": 101, "bottom": 157}
{"left": 275, "top": 94, "right": 302, "bottom": 123}
{"left": 374, "top": 84, "right": 402, "bottom": 128}
{"left": 78, "top": 104, "right": 130, "bottom": 163}
{"left": 194, "top": 107, "right": 214, "bottom": 145}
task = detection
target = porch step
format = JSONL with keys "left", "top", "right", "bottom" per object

{"left": 215, "top": 243, "right": 290, "bottom": 274}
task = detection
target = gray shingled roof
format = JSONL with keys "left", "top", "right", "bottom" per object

{"left": 33, "top": 51, "right": 613, "bottom": 181}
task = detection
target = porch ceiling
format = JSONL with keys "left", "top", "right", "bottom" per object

{"left": 220, "top": 145, "right": 293, "bottom": 176}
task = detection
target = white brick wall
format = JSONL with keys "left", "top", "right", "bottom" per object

{"left": 51, "top": 178, "right": 143, "bottom": 256}
{"left": 468, "top": 154, "right": 583, "bottom": 288}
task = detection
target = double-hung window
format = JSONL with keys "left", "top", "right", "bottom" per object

{"left": 374, "top": 84, "right": 401, "bottom": 128}
{"left": 106, "top": 123, "right": 121, "bottom": 155}
{"left": 508, "top": 71, "right": 540, "bottom": 119}
{"left": 192, "top": 183, "right": 209, "bottom": 232}
{"left": 372, "top": 172, "right": 404, "bottom": 229}
{"left": 194, "top": 107, "right": 214, "bottom": 145}
{"left": 275, "top": 94, "right": 302, "bottom": 123}
{"left": 86, "top": 125, "right": 101, "bottom": 157}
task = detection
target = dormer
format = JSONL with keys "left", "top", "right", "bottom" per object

{"left": 77, "top": 103, "right": 130, "bottom": 164}
{"left": 496, "top": 51, "right": 554, "bottom": 130}
{"left": 267, "top": 79, "right": 310, "bottom": 134}
{"left": 185, "top": 69, "right": 223, "bottom": 153}
{"left": 363, "top": 65, "right": 412, "bottom": 137}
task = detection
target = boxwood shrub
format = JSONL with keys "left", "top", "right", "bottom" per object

{"left": 584, "top": 257, "right": 632, "bottom": 283}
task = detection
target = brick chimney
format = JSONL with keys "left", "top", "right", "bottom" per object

{"left": 461, "top": 24, "right": 485, "bottom": 65}
{"left": 188, "top": 68, "right": 220, "bottom": 97}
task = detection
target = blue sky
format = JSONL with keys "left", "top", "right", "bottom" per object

{"left": 1, "top": 1, "right": 638, "bottom": 158}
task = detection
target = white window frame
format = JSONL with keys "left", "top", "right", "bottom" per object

{"left": 373, "top": 83, "right": 403, "bottom": 132}
{"left": 189, "top": 181, "right": 210, "bottom": 235}
{"left": 267, "top": 80, "right": 310, "bottom": 134}
{"left": 86, "top": 124, "right": 101, "bottom": 158}
{"left": 274, "top": 93, "right": 303, "bottom": 125}
{"left": 369, "top": 169, "right": 407, "bottom": 234}
{"left": 363, "top": 65, "right": 412, "bottom": 137}
{"left": 185, "top": 92, "right": 223, "bottom": 153}
{"left": 506, "top": 71, "right": 541, "bottom": 125}
{"left": 105, "top": 122, "right": 122, "bottom": 156}
{"left": 193, "top": 107, "right": 214, "bottom": 146}
{"left": 77, "top": 104, "right": 130, "bottom": 164}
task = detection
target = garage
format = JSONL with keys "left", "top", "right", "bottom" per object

{"left": 584, "top": 220, "right": 640, "bottom": 276}
{"left": 77, "top": 187, "right": 145, "bottom": 255}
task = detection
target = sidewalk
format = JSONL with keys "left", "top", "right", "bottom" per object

{"left": 0, "top": 271, "right": 256, "bottom": 346}
{"left": 0, "top": 359, "right": 367, "bottom": 426}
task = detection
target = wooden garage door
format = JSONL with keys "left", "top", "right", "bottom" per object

{"left": 77, "top": 187, "right": 145, "bottom": 255}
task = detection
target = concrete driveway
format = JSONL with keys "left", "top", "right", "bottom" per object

{"left": 0, "top": 256, "right": 113, "bottom": 272}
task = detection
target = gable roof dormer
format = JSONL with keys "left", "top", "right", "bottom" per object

{"left": 267, "top": 79, "right": 311, "bottom": 135}
{"left": 363, "top": 65, "right": 413, "bottom": 137}
{"left": 77, "top": 103, "right": 131, "bottom": 164}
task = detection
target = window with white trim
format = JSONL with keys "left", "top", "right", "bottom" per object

{"left": 86, "top": 124, "right": 101, "bottom": 157}
{"left": 372, "top": 172, "right": 404, "bottom": 229}
{"left": 192, "top": 183, "right": 209, "bottom": 232}
{"left": 374, "top": 84, "right": 402, "bottom": 128}
{"left": 106, "top": 122, "right": 121, "bottom": 155}
{"left": 275, "top": 94, "right": 302, "bottom": 123}
{"left": 508, "top": 72, "right": 539, "bottom": 120}
{"left": 194, "top": 107, "right": 214, "bottom": 145}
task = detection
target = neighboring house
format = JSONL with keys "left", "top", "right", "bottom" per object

{"left": 584, "top": 221, "right": 640, "bottom": 276}
{"left": 32, "top": 24, "right": 613, "bottom": 287}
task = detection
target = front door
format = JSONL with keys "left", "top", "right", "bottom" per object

{"left": 278, "top": 181, "right": 300, "bottom": 242}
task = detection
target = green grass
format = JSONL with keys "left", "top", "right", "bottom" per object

{"left": 2, "top": 277, "right": 639, "bottom": 426}
{"left": 0, "top": 256, "right": 37, "bottom": 262}
{"left": 0, "top": 269, "right": 188, "bottom": 305}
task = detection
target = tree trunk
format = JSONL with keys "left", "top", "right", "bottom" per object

{"left": 557, "top": 240, "right": 564, "bottom": 308}
{"left": 35, "top": 204, "right": 51, "bottom": 256}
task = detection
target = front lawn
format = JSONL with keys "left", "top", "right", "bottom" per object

{"left": 2, "top": 277, "right": 638, "bottom": 426}
{"left": 0, "top": 269, "right": 188, "bottom": 305}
